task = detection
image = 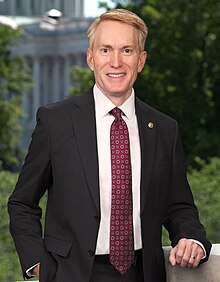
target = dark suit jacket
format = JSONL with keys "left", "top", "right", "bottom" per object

{"left": 8, "top": 89, "right": 211, "bottom": 282}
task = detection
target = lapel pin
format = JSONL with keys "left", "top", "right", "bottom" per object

{"left": 148, "top": 122, "right": 154, "bottom": 129}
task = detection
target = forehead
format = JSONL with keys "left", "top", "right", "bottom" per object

{"left": 93, "top": 20, "right": 139, "bottom": 47}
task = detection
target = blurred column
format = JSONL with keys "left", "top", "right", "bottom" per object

{"left": 33, "top": 57, "right": 41, "bottom": 121}
{"left": 42, "top": 58, "right": 49, "bottom": 105}
{"left": 63, "top": 0, "right": 67, "bottom": 16}
{"left": 52, "top": 57, "right": 60, "bottom": 102}
{"left": 64, "top": 55, "right": 71, "bottom": 97}
{"left": 75, "top": 0, "right": 79, "bottom": 17}
{"left": 75, "top": 53, "right": 83, "bottom": 66}
{"left": 9, "top": 0, "right": 16, "bottom": 15}
{"left": 80, "top": 0, "right": 84, "bottom": 17}
{"left": 72, "top": 0, "right": 76, "bottom": 17}
{"left": 34, "top": 0, "right": 40, "bottom": 15}
{"left": 22, "top": 91, "right": 29, "bottom": 121}
{"left": 65, "top": 0, "right": 70, "bottom": 17}
{"left": 23, "top": 0, "right": 31, "bottom": 16}
{"left": 54, "top": 0, "right": 60, "bottom": 10}
{"left": 40, "top": 0, "right": 46, "bottom": 14}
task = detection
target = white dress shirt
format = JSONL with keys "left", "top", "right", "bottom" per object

{"left": 93, "top": 84, "right": 142, "bottom": 254}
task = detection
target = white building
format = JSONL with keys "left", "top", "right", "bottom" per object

{"left": 0, "top": 0, "right": 93, "bottom": 148}
{"left": 0, "top": 0, "right": 84, "bottom": 18}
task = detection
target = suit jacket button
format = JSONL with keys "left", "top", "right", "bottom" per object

{"left": 87, "top": 250, "right": 95, "bottom": 257}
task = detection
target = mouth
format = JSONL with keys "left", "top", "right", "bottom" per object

{"left": 106, "top": 73, "right": 126, "bottom": 78}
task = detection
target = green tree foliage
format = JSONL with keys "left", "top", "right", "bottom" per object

{"left": 189, "top": 157, "right": 220, "bottom": 243}
{"left": 70, "top": 66, "right": 94, "bottom": 96}
{"left": 162, "top": 157, "right": 220, "bottom": 245}
{"left": 0, "top": 168, "right": 46, "bottom": 281}
{"left": 0, "top": 24, "right": 32, "bottom": 167}
{"left": 0, "top": 170, "right": 20, "bottom": 281}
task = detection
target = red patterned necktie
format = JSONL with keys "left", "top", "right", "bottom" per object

{"left": 109, "top": 107, "right": 134, "bottom": 275}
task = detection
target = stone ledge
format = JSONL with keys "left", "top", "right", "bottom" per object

{"left": 15, "top": 244, "right": 220, "bottom": 282}
{"left": 164, "top": 244, "right": 220, "bottom": 282}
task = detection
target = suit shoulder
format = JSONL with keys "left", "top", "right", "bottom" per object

{"left": 39, "top": 89, "right": 93, "bottom": 114}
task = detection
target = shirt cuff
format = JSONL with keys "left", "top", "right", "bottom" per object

{"left": 26, "top": 263, "right": 40, "bottom": 277}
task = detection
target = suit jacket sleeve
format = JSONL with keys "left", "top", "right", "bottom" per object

{"left": 163, "top": 121, "right": 211, "bottom": 262}
{"left": 8, "top": 107, "right": 51, "bottom": 276}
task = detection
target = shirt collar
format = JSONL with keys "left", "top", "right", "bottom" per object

{"left": 93, "top": 84, "right": 135, "bottom": 120}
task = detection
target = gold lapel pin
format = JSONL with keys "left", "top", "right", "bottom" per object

{"left": 148, "top": 122, "right": 154, "bottom": 129}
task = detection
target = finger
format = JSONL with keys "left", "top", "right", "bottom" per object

{"left": 169, "top": 238, "right": 191, "bottom": 267}
{"left": 191, "top": 245, "right": 204, "bottom": 268}
{"left": 169, "top": 239, "right": 187, "bottom": 266}
{"left": 175, "top": 238, "right": 191, "bottom": 266}
{"left": 187, "top": 254, "right": 197, "bottom": 268}
{"left": 184, "top": 242, "right": 204, "bottom": 268}
{"left": 169, "top": 246, "right": 177, "bottom": 266}
{"left": 179, "top": 240, "right": 195, "bottom": 267}
{"left": 187, "top": 253, "right": 201, "bottom": 268}
{"left": 186, "top": 243, "right": 199, "bottom": 268}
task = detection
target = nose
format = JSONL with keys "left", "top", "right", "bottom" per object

{"left": 109, "top": 51, "right": 122, "bottom": 68}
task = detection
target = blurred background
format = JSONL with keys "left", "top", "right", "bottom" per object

{"left": 0, "top": 0, "right": 219, "bottom": 280}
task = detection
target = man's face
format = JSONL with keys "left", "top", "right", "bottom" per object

{"left": 87, "top": 20, "right": 147, "bottom": 103}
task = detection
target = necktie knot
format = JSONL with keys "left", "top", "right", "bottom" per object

{"left": 110, "top": 107, "right": 122, "bottom": 119}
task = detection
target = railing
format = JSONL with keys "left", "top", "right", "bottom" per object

{"left": 15, "top": 244, "right": 220, "bottom": 282}
{"left": 164, "top": 244, "right": 220, "bottom": 281}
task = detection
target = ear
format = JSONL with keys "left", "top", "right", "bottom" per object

{"left": 138, "top": 51, "right": 147, "bottom": 73}
{"left": 87, "top": 48, "right": 94, "bottom": 71}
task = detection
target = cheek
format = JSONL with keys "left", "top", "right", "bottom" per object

{"left": 130, "top": 63, "right": 140, "bottom": 77}
{"left": 94, "top": 61, "right": 108, "bottom": 75}
{"left": 127, "top": 59, "right": 140, "bottom": 72}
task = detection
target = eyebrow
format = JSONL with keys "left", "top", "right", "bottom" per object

{"left": 99, "top": 44, "right": 112, "bottom": 49}
{"left": 99, "top": 44, "right": 134, "bottom": 49}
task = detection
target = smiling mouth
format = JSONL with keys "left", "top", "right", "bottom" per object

{"left": 107, "top": 73, "right": 125, "bottom": 78}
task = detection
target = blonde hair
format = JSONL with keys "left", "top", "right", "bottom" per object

{"left": 87, "top": 9, "right": 148, "bottom": 51}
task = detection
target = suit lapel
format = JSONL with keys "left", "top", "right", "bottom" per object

{"left": 70, "top": 92, "right": 156, "bottom": 214}
{"left": 136, "top": 98, "right": 157, "bottom": 213}
{"left": 71, "top": 90, "right": 100, "bottom": 213}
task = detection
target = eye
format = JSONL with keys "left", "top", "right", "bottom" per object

{"left": 100, "top": 48, "right": 110, "bottom": 54}
{"left": 123, "top": 48, "right": 133, "bottom": 55}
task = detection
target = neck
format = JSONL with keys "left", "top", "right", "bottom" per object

{"left": 109, "top": 97, "right": 128, "bottom": 107}
{"left": 104, "top": 91, "right": 132, "bottom": 107}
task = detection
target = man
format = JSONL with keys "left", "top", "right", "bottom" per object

{"left": 8, "top": 9, "right": 211, "bottom": 282}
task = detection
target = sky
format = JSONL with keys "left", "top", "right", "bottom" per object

{"left": 84, "top": 0, "right": 116, "bottom": 17}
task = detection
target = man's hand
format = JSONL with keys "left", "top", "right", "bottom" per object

{"left": 32, "top": 264, "right": 40, "bottom": 277}
{"left": 169, "top": 238, "right": 204, "bottom": 268}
